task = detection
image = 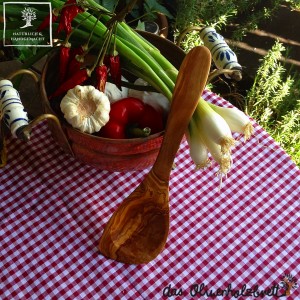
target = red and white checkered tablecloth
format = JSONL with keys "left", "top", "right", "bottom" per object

{"left": 1, "top": 90, "right": 300, "bottom": 300}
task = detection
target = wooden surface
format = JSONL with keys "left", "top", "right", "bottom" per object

{"left": 98, "top": 46, "right": 211, "bottom": 264}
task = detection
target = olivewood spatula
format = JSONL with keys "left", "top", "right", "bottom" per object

{"left": 98, "top": 46, "right": 211, "bottom": 264}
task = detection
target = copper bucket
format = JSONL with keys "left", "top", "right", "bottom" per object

{"left": 39, "top": 32, "right": 186, "bottom": 172}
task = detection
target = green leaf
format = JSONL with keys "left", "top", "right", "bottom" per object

{"left": 135, "top": 20, "right": 145, "bottom": 31}
{"left": 96, "top": 0, "right": 118, "bottom": 12}
{"left": 143, "top": 0, "right": 174, "bottom": 19}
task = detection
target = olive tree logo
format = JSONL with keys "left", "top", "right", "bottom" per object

{"left": 20, "top": 6, "right": 36, "bottom": 28}
{"left": 279, "top": 274, "right": 298, "bottom": 296}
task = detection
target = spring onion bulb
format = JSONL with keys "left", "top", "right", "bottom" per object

{"left": 186, "top": 119, "right": 210, "bottom": 170}
{"left": 194, "top": 98, "right": 236, "bottom": 154}
{"left": 209, "top": 103, "right": 254, "bottom": 141}
{"left": 196, "top": 122, "right": 232, "bottom": 175}
{"left": 186, "top": 99, "right": 234, "bottom": 175}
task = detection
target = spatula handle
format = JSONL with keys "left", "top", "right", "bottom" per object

{"left": 153, "top": 46, "right": 211, "bottom": 181}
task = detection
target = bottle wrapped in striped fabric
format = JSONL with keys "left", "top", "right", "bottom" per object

{"left": 200, "top": 27, "right": 242, "bottom": 72}
{"left": 0, "top": 79, "right": 29, "bottom": 138}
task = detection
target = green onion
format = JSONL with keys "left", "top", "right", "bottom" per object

{"left": 194, "top": 98, "right": 236, "bottom": 155}
{"left": 187, "top": 118, "right": 210, "bottom": 170}
{"left": 209, "top": 103, "right": 254, "bottom": 141}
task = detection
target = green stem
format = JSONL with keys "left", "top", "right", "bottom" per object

{"left": 126, "top": 12, "right": 149, "bottom": 25}
{"left": 97, "top": 28, "right": 113, "bottom": 67}
{"left": 68, "top": 20, "right": 173, "bottom": 99}
{"left": 72, "top": 0, "right": 178, "bottom": 83}
{"left": 117, "top": 36, "right": 175, "bottom": 92}
{"left": 74, "top": 12, "right": 107, "bottom": 36}
{"left": 69, "top": 3, "right": 174, "bottom": 99}
{"left": 82, "top": 13, "right": 102, "bottom": 50}
{"left": 121, "top": 60, "right": 172, "bottom": 100}
{"left": 65, "top": 13, "right": 93, "bottom": 43}
{"left": 116, "top": 22, "right": 178, "bottom": 82}
{"left": 116, "top": 39, "right": 172, "bottom": 99}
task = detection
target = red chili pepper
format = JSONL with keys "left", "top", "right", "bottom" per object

{"left": 37, "top": 12, "right": 58, "bottom": 32}
{"left": 49, "top": 68, "right": 89, "bottom": 100}
{"left": 95, "top": 65, "right": 108, "bottom": 92}
{"left": 98, "top": 97, "right": 164, "bottom": 139}
{"left": 59, "top": 45, "right": 71, "bottom": 83}
{"left": 57, "top": 0, "right": 84, "bottom": 35}
{"left": 109, "top": 54, "right": 121, "bottom": 88}
{"left": 67, "top": 46, "right": 84, "bottom": 78}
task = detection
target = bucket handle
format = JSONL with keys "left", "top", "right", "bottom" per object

{"left": 0, "top": 69, "right": 72, "bottom": 167}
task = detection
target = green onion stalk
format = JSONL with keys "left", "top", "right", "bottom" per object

{"left": 2, "top": 0, "right": 254, "bottom": 175}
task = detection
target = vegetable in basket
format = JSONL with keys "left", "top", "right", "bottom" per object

{"left": 60, "top": 85, "right": 110, "bottom": 133}
{"left": 1, "top": 0, "right": 254, "bottom": 177}
{"left": 98, "top": 97, "right": 164, "bottom": 139}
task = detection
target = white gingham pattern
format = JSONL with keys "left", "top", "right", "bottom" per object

{"left": 1, "top": 90, "right": 299, "bottom": 300}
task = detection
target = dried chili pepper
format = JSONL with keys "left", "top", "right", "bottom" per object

{"left": 67, "top": 46, "right": 84, "bottom": 78}
{"left": 109, "top": 54, "right": 122, "bottom": 89}
{"left": 49, "top": 68, "right": 89, "bottom": 100}
{"left": 59, "top": 44, "right": 71, "bottom": 83}
{"left": 57, "top": 0, "right": 84, "bottom": 36}
{"left": 95, "top": 65, "right": 108, "bottom": 92}
{"left": 98, "top": 97, "right": 164, "bottom": 139}
{"left": 37, "top": 11, "right": 58, "bottom": 32}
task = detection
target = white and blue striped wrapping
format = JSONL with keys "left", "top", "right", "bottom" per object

{"left": 200, "top": 27, "right": 242, "bottom": 71}
{"left": 0, "top": 79, "right": 29, "bottom": 138}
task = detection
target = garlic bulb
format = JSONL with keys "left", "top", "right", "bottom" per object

{"left": 60, "top": 85, "right": 110, "bottom": 134}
